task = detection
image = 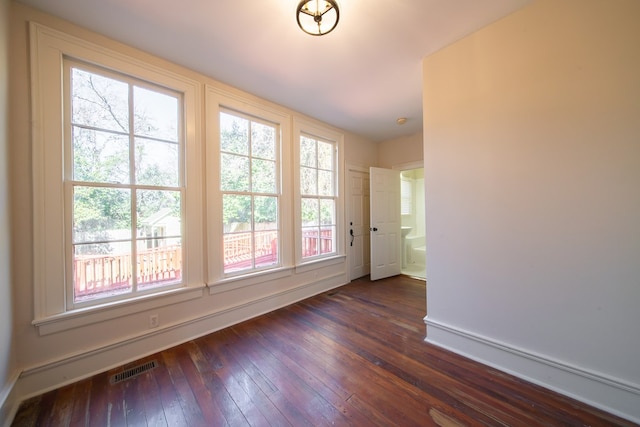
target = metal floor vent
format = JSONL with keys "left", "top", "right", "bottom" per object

{"left": 110, "top": 360, "right": 158, "bottom": 384}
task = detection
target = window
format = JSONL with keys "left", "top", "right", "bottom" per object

{"left": 219, "top": 110, "right": 280, "bottom": 275}
{"left": 401, "top": 176, "right": 413, "bottom": 215}
{"left": 66, "top": 62, "right": 184, "bottom": 306}
{"left": 206, "top": 87, "right": 290, "bottom": 283}
{"left": 297, "top": 125, "right": 343, "bottom": 262}
{"left": 31, "top": 23, "right": 203, "bottom": 329}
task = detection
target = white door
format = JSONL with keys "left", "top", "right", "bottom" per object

{"left": 348, "top": 169, "right": 370, "bottom": 280}
{"left": 369, "top": 167, "right": 401, "bottom": 280}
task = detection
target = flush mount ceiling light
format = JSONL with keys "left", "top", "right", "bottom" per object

{"left": 297, "top": 0, "right": 340, "bottom": 36}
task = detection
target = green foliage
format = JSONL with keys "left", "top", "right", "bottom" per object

{"left": 70, "top": 66, "right": 181, "bottom": 254}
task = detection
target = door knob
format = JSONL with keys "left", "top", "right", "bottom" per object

{"left": 370, "top": 227, "right": 378, "bottom": 231}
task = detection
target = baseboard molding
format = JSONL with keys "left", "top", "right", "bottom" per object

{"left": 12, "top": 274, "right": 346, "bottom": 412}
{"left": 0, "top": 371, "right": 20, "bottom": 427}
{"left": 424, "top": 317, "right": 640, "bottom": 424}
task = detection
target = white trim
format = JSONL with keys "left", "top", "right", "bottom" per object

{"left": 392, "top": 160, "right": 424, "bottom": 171}
{"left": 425, "top": 317, "right": 640, "bottom": 424}
{"left": 33, "top": 286, "right": 205, "bottom": 336}
{"left": 13, "top": 275, "right": 347, "bottom": 405}
{"left": 204, "top": 84, "right": 292, "bottom": 283}
{"left": 0, "top": 371, "right": 20, "bottom": 427}
{"left": 29, "top": 22, "right": 204, "bottom": 325}
{"left": 293, "top": 117, "right": 345, "bottom": 265}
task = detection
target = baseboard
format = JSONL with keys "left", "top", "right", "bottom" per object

{"left": 0, "top": 371, "right": 20, "bottom": 427}
{"left": 424, "top": 317, "right": 640, "bottom": 424}
{"left": 12, "top": 274, "right": 346, "bottom": 410}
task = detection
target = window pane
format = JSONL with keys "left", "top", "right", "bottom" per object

{"left": 252, "top": 159, "right": 276, "bottom": 194}
{"left": 135, "top": 138, "right": 179, "bottom": 187}
{"left": 134, "top": 86, "right": 178, "bottom": 142}
{"left": 223, "top": 194, "right": 252, "bottom": 231}
{"left": 221, "top": 153, "right": 250, "bottom": 191}
{"left": 300, "top": 136, "right": 316, "bottom": 167}
{"left": 254, "top": 196, "right": 277, "bottom": 226}
{"left": 220, "top": 112, "right": 249, "bottom": 155}
{"left": 137, "top": 190, "right": 181, "bottom": 237}
{"left": 224, "top": 232, "right": 253, "bottom": 273}
{"left": 302, "top": 227, "right": 319, "bottom": 258}
{"left": 136, "top": 238, "right": 182, "bottom": 291}
{"left": 73, "top": 186, "right": 131, "bottom": 243}
{"left": 301, "top": 198, "right": 319, "bottom": 226}
{"left": 318, "top": 141, "right": 333, "bottom": 170}
{"left": 255, "top": 230, "right": 278, "bottom": 269}
{"left": 320, "top": 226, "right": 335, "bottom": 255}
{"left": 73, "top": 127, "right": 129, "bottom": 184}
{"left": 73, "top": 243, "right": 132, "bottom": 303}
{"left": 252, "top": 122, "right": 276, "bottom": 160}
{"left": 72, "top": 68, "right": 129, "bottom": 133}
{"left": 320, "top": 199, "right": 335, "bottom": 225}
{"left": 300, "top": 167, "right": 316, "bottom": 196}
{"left": 318, "top": 170, "right": 333, "bottom": 196}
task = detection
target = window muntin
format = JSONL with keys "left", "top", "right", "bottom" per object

{"left": 220, "top": 110, "right": 280, "bottom": 275}
{"left": 300, "top": 134, "right": 337, "bottom": 259}
{"left": 66, "top": 62, "right": 184, "bottom": 306}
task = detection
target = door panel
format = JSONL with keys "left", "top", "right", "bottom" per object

{"left": 370, "top": 167, "right": 401, "bottom": 280}
{"left": 348, "top": 169, "right": 370, "bottom": 280}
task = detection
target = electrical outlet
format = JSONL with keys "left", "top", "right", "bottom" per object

{"left": 149, "top": 314, "right": 159, "bottom": 328}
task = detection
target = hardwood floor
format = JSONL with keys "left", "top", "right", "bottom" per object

{"left": 12, "top": 275, "right": 635, "bottom": 426}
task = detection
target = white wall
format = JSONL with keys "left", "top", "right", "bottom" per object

{"left": 377, "top": 132, "right": 423, "bottom": 169}
{"left": 0, "top": 0, "right": 17, "bottom": 423}
{"left": 423, "top": 0, "right": 640, "bottom": 422}
{"left": 7, "top": 2, "right": 378, "bottom": 409}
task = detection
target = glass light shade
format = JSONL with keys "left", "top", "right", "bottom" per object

{"left": 296, "top": 0, "right": 340, "bottom": 36}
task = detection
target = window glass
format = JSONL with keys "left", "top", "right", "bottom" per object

{"left": 68, "top": 63, "right": 183, "bottom": 305}
{"left": 220, "top": 110, "right": 280, "bottom": 274}
{"left": 300, "top": 134, "right": 337, "bottom": 259}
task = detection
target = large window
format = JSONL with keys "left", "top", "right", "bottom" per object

{"left": 66, "top": 62, "right": 184, "bottom": 306}
{"left": 31, "top": 23, "right": 203, "bottom": 329}
{"left": 219, "top": 110, "right": 280, "bottom": 275}
{"left": 299, "top": 133, "right": 338, "bottom": 260}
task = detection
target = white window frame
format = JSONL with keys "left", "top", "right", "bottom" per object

{"left": 293, "top": 117, "right": 345, "bottom": 266}
{"left": 30, "top": 23, "right": 204, "bottom": 334}
{"left": 205, "top": 86, "right": 292, "bottom": 285}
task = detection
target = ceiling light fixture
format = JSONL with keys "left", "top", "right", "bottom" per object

{"left": 297, "top": 0, "right": 340, "bottom": 36}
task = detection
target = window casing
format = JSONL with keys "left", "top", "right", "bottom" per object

{"left": 65, "top": 61, "right": 185, "bottom": 308}
{"left": 30, "top": 23, "right": 203, "bottom": 330}
{"left": 206, "top": 87, "right": 291, "bottom": 283}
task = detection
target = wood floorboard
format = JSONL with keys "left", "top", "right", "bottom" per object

{"left": 11, "top": 275, "right": 637, "bottom": 426}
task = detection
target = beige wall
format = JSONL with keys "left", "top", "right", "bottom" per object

{"left": 377, "top": 132, "right": 423, "bottom": 169}
{"left": 423, "top": 0, "right": 640, "bottom": 421}
{"left": 344, "top": 132, "right": 378, "bottom": 169}
{"left": 8, "top": 2, "right": 378, "bottom": 404}
{"left": 0, "top": 0, "right": 16, "bottom": 420}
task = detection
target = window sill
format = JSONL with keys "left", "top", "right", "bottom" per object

{"left": 33, "top": 285, "right": 206, "bottom": 336}
{"left": 208, "top": 267, "right": 294, "bottom": 295}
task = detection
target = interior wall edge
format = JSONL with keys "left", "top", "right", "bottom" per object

{"left": 424, "top": 317, "right": 640, "bottom": 424}
{"left": 0, "top": 370, "right": 20, "bottom": 427}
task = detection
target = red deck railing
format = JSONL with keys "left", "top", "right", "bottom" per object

{"left": 74, "top": 230, "right": 335, "bottom": 301}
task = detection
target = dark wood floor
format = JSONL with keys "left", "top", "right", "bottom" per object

{"left": 12, "top": 275, "right": 636, "bottom": 426}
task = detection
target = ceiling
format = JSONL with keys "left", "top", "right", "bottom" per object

{"left": 17, "top": 0, "right": 531, "bottom": 142}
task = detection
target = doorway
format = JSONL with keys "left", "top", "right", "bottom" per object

{"left": 399, "top": 168, "right": 425, "bottom": 279}
{"left": 347, "top": 167, "right": 370, "bottom": 280}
